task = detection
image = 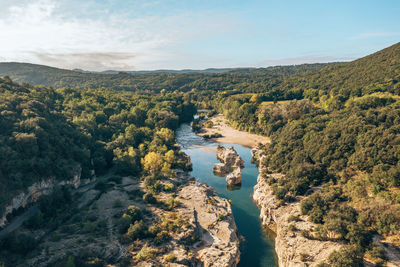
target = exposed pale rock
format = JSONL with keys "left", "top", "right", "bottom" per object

{"left": 252, "top": 150, "right": 342, "bottom": 267}
{"left": 177, "top": 181, "right": 240, "bottom": 267}
{"left": 0, "top": 165, "right": 83, "bottom": 227}
{"left": 226, "top": 168, "right": 242, "bottom": 186}
{"left": 214, "top": 146, "right": 244, "bottom": 186}
{"left": 213, "top": 163, "right": 230, "bottom": 175}
{"left": 216, "top": 146, "right": 244, "bottom": 168}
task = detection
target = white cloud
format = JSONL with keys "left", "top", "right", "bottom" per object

{"left": 0, "top": 0, "right": 237, "bottom": 71}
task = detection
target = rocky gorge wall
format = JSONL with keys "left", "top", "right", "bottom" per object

{"left": 251, "top": 149, "right": 342, "bottom": 267}
{"left": 0, "top": 165, "right": 86, "bottom": 227}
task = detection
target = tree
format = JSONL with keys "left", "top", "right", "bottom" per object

{"left": 142, "top": 152, "right": 164, "bottom": 177}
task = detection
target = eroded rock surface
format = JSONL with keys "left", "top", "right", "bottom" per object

{"left": 214, "top": 146, "right": 244, "bottom": 186}
{"left": 226, "top": 168, "right": 242, "bottom": 186}
{"left": 252, "top": 149, "right": 342, "bottom": 267}
{"left": 213, "top": 163, "right": 230, "bottom": 176}
{"left": 216, "top": 146, "right": 244, "bottom": 169}
{"left": 0, "top": 165, "right": 84, "bottom": 227}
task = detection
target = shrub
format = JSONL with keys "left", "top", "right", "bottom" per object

{"left": 136, "top": 243, "right": 157, "bottom": 261}
{"left": 327, "top": 245, "right": 363, "bottom": 267}
{"left": 287, "top": 215, "right": 300, "bottom": 223}
{"left": 126, "top": 205, "right": 142, "bottom": 221}
{"left": 143, "top": 192, "right": 157, "bottom": 204}
{"left": 204, "top": 120, "right": 214, "bottom": 128}
{"left": 125, "top": 220, "right": 147, "bottom": 240}
{"left": 164, "top": 252, "right": 176, "bottom": 262}
{"left": 368, "top": 244, "right": 386, "bottom": 260}
{"left": 118, "top": 214, "right": 133, "bottom": 234}
{"left": 288, "top": 223, "right": 297, "bottom": 232}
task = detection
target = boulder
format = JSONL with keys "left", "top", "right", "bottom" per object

{"left": 216, "top": 146, "right": 244, "bottom": 167}
{"left": 226, "top": 168, "right": 242, "bottom": 186}
{"left": 213, "top": 163, "right": 230, "bottom": 175}
{"left": 217, "top": 146, "right": 244, "bottom": 168}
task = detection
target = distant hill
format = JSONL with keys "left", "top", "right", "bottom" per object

{"left": 0, "top": 62, "right": 333, "bottom": 92}
{"left": 1, "top": 42, "right": 398, "bottom": 96}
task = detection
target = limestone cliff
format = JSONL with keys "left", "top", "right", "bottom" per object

{"left": 0, "top": 165, "right": 85, "bottom": 227}
{"left": 252, "top": 149, "right": 342, "bottom": 267}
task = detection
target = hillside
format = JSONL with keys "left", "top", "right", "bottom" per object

{"left": 0, "top": 62, "right": 332, "bottom": 93}
{"left": 210, "top": 42, "right": 400, "bottom": 266}
{"left": 288, "top": 42, "right": 400, "bottom": 98}
{"left": 1, "top": 42, "right": 400, "bottom": 266}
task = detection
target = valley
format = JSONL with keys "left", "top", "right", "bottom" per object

{"left": 0, "top": 42, "right": 400, "bottom": 266}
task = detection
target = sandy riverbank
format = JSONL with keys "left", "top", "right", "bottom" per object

{"left": 197, "top": 114, "right": 270, "bottom": 148}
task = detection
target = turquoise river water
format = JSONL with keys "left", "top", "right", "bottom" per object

{"left": 176, "top": 123, "right": 277, "bottom": 267}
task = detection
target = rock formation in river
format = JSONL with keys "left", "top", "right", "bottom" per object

{"left": 216, "top": 146, "right": 244, "bottom": 169}
{"left": 213, "top": 163, "right": 230, "bottom": 176}
{"left": 226, "top": 168, "right": 242, "bottom": 186}
{"left": 214, "top": 146, "right": 244, "bottom": 185}
{"left": 251, "top": 149, "right": 342, "bottom": 267}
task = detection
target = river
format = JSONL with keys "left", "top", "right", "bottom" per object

{"left": 176, "top": 122, "right": 277, "bottom": 267}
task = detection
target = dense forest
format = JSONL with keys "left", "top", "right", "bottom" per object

{"left": 210, "top": 42, "right": 400, "bottom": 266}
{"left": 0, "top": 42, "right": 399, "bottom": 266}
{"left": 0, "top": 77, "right": 195, "bottom": 217}
{"left": 0, "top": 62, "right": 332, "bottom": 93}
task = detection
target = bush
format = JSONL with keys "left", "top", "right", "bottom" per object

{"left": 327, "top": 245, "right": 363, "bottom": 267}
{"left": 288, "top": 223, "right": 297, "bottom": 232}
{"left": 125, "top": 220, "right": 147, "bottom": 240}
{"left": 204, "top": 120, "right": 214, "bottom": 128}
{"left": 368, "top": 244, "right": 386, "bottom": 260}
{"left": 143, "top": 192, "right": 157, "bottom": 204}
{"left": 164, "top": 252, "right": 176, "bottom": 262}
{"left": 287, "top": 215, "right": 300, "bottom": 223}
{"left": 126, "top": 205, "right": 142, "bottom": 221}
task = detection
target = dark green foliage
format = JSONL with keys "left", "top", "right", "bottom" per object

{"left": 0, "top": 77, "right": 196, "bottom": 219}
{"left": 327, "top": 245, "right": 364, "bottom": 267}
{"left": 0, "top": 78, "right": 90, "bottom": 212}
{"left": 143, "top": 192, "right": 157, "bottom": 204}
{"left": 125, "top": 220, "right": 147, "bottom": 240}
{"left": 0, "top": 232, "right": 37, "bottom": 255}
{"left": 0, "top": 62, "right": 332, "bottom": 93}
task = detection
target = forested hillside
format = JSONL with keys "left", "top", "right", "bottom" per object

{"left": 1, "top": 42, "right": 400, "bottom": 266}
{"left": 0, "top": 62, "right": 331, "bottom": 93}
{"left": 210, "top": 42, "right": 400, "bottom": 266}
{"left": 0, "top": 76, "right": 195, "bottom": 217}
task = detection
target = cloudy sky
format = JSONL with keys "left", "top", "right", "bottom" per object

{"left": 0, "top": 0, "right": 399, "bottom": 71}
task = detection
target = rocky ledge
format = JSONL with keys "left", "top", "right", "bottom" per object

{"left": 214, "top": 146, "right": 244, "bottom": 186}
{"left": 177, "top": 181, "right": 240, "bottom": 266}
{"left": 252, "top": 149, "right": 342, "bottom": 267}
{"left": 0, "top": 165, "right": 85, "bottom": 227}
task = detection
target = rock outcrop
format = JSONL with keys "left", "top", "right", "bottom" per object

{"left": 216, "top": 146, "right": 244, "bottom": 169}
{"left": 213, "top": 163, "right": 230, "bottom": 176}
{"left": 226, "top": 168, "right": 242, "bottom": 186}
{"left": 252, "top": 149, "right": 342, "bottom": 267}
{"left": 214, "top": 146, "right": 244, "bottom": 186}
{"left": 0, "top": 165, "right": 84, "bottom": 227}
{"left": 178, "top": 181, "right": 240, "bottom": 267}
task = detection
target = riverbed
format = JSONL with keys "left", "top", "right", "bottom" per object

{"left": 176, "top": 123, "right": 277, "bottom": 267}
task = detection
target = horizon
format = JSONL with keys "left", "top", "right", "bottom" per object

{"left": 0, "top": 0, "right": 399, "bottom": 71}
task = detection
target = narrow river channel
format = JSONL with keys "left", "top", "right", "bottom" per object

{"left": 176, "top": 122, "right": 277, "bottom": 267}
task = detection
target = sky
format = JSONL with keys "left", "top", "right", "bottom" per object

{"left": 0, "top": 0, "right": 399, "bottom": 71}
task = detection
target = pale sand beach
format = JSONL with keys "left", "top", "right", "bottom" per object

{"left": 197, "top": 114, "right": 270, "bottom": 148}
{"left": 194, "top": 145, "right": 217, "bottom": 153}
